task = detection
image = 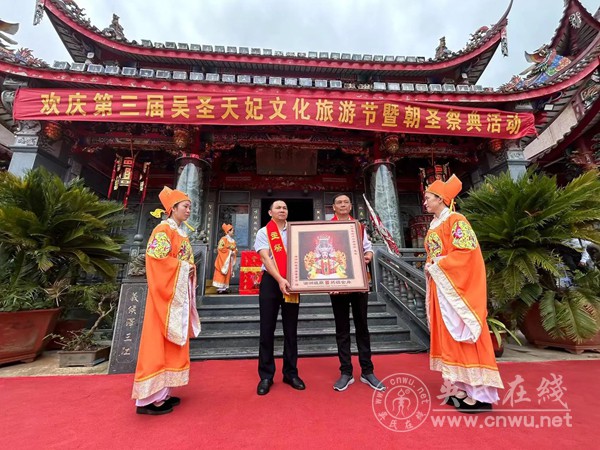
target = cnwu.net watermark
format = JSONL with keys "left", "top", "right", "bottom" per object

{"left": 371, "top": 372, "right": 571, "bottom": 432}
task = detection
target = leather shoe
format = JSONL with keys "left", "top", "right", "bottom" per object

{"left": 455, "top": 398, "right": 493, "bottom": 414}
{"left": 257, "top": 379, "right": 273, "bottom": 395}
{"left": 283, "top": 376, "right": 306, "bottom": 390}
{"left": 165, "top": 396, "right": 181, "bottom": 407}
{"left": 136, "top": 402, "right": 173, "bottom": 415}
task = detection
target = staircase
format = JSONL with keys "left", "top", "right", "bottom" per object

{"left": 190, "top": 292, "right": 427, "bottom": 360}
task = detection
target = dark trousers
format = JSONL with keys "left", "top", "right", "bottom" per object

{"left": 330, "top": 292, "right": 374, "bottom": 376}
{"left": 258, "top": 272, "right": 300, "bottom": 380}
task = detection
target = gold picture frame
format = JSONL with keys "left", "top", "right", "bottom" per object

{"left": 287, "top": 220, "right": 368, "bottom": 293}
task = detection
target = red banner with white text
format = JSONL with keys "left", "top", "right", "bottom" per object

{"left": 14, "top": 88, "right": 536, "bottom": 139}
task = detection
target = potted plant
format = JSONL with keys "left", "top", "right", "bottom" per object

{"left": 461, "top": 169, "right": 600, "bottom": 353}
{"left": 50, "top": 283, "right": 118, "bottom": 367}
{"left": 0, "top": 168, "right": 127, "bottom": 365}
{"left": 0, "top": 248, "right": 62, "bottom": 364}
{"left": 520, "top": 269, "right": 600, "bottom": 353}
{"left": 487, "top": 316, "right": 522, "bottom": 357}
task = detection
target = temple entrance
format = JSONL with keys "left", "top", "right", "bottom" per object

{"left": 260, "top": 198, "right": 314, "bottom": 226}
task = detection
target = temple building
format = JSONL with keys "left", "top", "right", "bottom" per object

{"left": 0, "top": 0, "right": 599, "bottom": 284}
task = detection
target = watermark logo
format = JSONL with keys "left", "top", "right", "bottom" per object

{"left": 372, "top": 371, "right": 572, "bottom": 431}
{"left": 371, "top": 373, "right": 432, "bottom": 432}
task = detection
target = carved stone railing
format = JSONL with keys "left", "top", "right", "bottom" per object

{"left": 372, "top": 246, "right": 429, "bottom": 332}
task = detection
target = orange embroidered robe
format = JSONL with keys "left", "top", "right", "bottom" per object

{"left": 132, "top": 219, "right": 201, "bottom": 400}
{"left": 424, "top": 209, "right": 503, "bottom": 391}
{"left": 212, "top": 235, "right": 237, "bottom": 290}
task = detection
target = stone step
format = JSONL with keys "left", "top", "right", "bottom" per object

{"left": 198, "top": 301, "right": 388, "bottom": 316}
{"left": 200, "top": 293, "right": 377, "bottom": 306}
{"left": 190, "top": 340, "right": 426, "bottom": 360}
{"left": 192, "top": 291, "right": 427, "bottom": 360}
{"left": 191, "top": 324, "right": 411, "bottom": 349}
{"left": 198, "top": 312, "right": 398, "bottom": 331}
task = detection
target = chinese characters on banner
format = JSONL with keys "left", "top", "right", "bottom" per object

{"left": 14, "top": 88, "right": 537, "bottom": 139}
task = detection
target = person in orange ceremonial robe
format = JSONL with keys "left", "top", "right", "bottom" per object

{"left": 212, "top": 223, "right": 237, "bottom": 293}
{"left": 132, "top": 186, "right": 201, "bottom": 415}
{"left": 423, "top": 175, "right": 503, "bottom": 413}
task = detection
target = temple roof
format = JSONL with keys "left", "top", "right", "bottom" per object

{"left": 549, "top": 0, "right": 600, "bottom": 56}
{"left": 0, "top": 0, "right": 596, "bottom": 126}
{"left": 42, "top": 0, "right": 511, "bottom": 85}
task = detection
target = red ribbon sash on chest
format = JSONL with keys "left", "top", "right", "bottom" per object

{"left": 266, "top": 219, "right": 288, "bottom": 277}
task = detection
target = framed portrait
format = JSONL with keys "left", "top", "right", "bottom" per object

{"left": 287, "top": 220, "right": 368, "bottom": 293}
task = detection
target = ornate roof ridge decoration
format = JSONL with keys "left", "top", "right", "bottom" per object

{"left": 548, "top": 0, "right": 600, "bottom": 52}
{"left": 44, "top": 0, "right": 502, "bottom": 71}
{"left": 49, "top": 0, "right": 94, "bottom": 31}
{"left": 0, "top": 47, "right": 48, "bottom": 68}
{"left": 497, "top": 33, "right": 600, "bottom": 94}
{"left": 0, "top": 19, "right": 19, "bottom": 48}
{"left": 431, "top": 0, "right": 512, "bottom": 63}
{"left": 0, "top": 14, "right": 48, "bottom": 69}
{"left": 48, "top": 1, "right": 126, "bottom": 41}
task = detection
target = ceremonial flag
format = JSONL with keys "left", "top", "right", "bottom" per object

{"left": 362, "top": 194, "right": 401, "bottom": 256}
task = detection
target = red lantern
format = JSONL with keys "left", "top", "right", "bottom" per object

{"left": 44, "top": 122, "right": 62, "bottom": 141}
{"left": 488, "top": 138, "right": 503, "bottom": 154}
{"left": 383, "top": 134, "right": 399, "bottom": 155}
{"left": 173, "top": 127, "right": 191, "bottom": 149}
{"left": 108, "top": 154, "right": 151, "bottom": 207}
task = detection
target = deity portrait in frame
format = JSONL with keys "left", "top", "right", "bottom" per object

{"left": 287, "top": 221, "right": 368, "bottom": 293}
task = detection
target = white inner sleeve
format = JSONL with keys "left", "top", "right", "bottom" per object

{"left": 190, "top": 278, "right": 201, "bottom": 336}
{"left": 436, "top": 286, "right": 476, "bottom": 343}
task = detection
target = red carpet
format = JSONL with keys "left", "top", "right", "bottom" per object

{"left": 1, "top": 354, "right": 598, "bottom": 449}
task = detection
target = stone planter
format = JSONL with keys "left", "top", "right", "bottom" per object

{"left": 520, "top": 303, "right": 600, "bottom": 354}
{"left": 58, "top": 346, "right": 111, "bottom": 367}
{"left": 0, "top": 308, "right": 61, "bottom": 365}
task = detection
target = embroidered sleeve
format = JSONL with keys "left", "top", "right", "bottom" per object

{"left": 425, "top": 232, "right": 443, "bottom": 259}
{"left": 218, "top": 238, "right": 225, "bottom": 250}
{"left": 179, "top": 240, "right": 194, "bottom": 263}
{"left": 147, "top": 232, "right": 171, "bottom": 259}
{"left": 451, "top": 221, "right": 478, "bottom": 250}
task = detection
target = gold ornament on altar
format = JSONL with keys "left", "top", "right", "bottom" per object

{"left": 44, "top": 121, "right": 62, "bottom": 141}
{"left": 173, "top": 126, "right": 191, "bottom": 149}
{"left": 383, "top": 134, "right": 400, "bottom": 155}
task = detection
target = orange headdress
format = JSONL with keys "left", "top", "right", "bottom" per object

{"left": 222, "top": 223, "right": 233, "bottom": 233}
{"left": 426, "top": 174, "right": 463, "bottom": 207}
{"left": 158, "top": 186, "right": 191, "bottom": 216}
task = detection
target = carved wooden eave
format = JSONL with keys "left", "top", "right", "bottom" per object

{"left": 43, "top": 0, "right": 505, "bottom": 83}
{"left": 525, "top": 84, "right": 600, "bottom": 165}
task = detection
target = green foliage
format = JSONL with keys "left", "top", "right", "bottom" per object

{"left": 0, "top": 168, "right": 128, "bottom": 312}
{"left": 538, "top": 271, "right": 600, "bottom": 342}
{"left": 48, "top": 282, "right": 119, "bottom": 351}
{"left": 461, "top": 169, "right": 600, "bottom": 342}
{"left": 487, "top": 317, "right": 522, "bottom": 348}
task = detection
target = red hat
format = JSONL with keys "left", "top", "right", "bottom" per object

{"left": 426, "top": 175, "right": 462, "bottom": 206}
{"left": 158, "top": 186, "right": 191, "bottom": 216}
{"left": 222, "top": 223, "right": 233, "bottom": 233}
